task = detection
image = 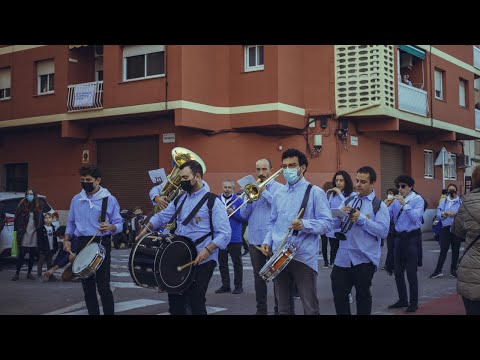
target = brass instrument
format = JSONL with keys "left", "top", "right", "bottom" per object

{"left": 225, "top": 177, "right": 262, "bottom": 211}
{"left": 334, "top": 197, "right": 363, "bottom": 241}
{"left": 228, "top": 168, "right": 283, "bottom": 218}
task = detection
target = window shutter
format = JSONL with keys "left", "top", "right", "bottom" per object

{"left": 0, "top": 67, "right": 11, "bottom": 89}
{"left": 37, "top": 60, "right": 54, "bottom": 76}
{"left": 434, "top": 70, "right": 442, "bottom": 92}
{"left": 459, "top": 80, "right": 466, "bottom": 107}
{"left": 123, "top": 45, "right": 164, "bottom": 58}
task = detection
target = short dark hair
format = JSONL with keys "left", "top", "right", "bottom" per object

{"left": 357, "top": 166, "right": 377, "bottom": 183}
{"left": 54, "top": 225, "right": 66, "bottom": 237}
{"left": 446, "top": 183, "right": 457, "bottom": 191}
{"left": 80, "top": 164, "right": 102, "bottom": 179}
{"left": 179, "top": 160, "right": 203, "bottom": 178}
{"left": 282, "top": 148, "right": 308, "bottom": 172}
{"left": 394, "top": 174, "right": 415, "bottom": 188}
{"left": 332, "top": 171, "right": 354, "bottom": 197}
{"left": 387, "top": 187, "right": 399, "bottom": 196}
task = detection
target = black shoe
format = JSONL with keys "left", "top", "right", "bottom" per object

{"left": 255, "top": 309, "right": 268, "bottom": 315}
{"left": 406, "top": 304, "right": 418, "bottom": 313}
{"left": 388, "top": 301, "right": 409, "bottom": 309}
{"left": 429, "top": 271, "right": 443, "bottom": 279}
{"left": 215, "top": 286, "right": 231, "bottom": 294}
{"left": 451, "top": 269, "right": 457, "bottom": 278}
{"left": 232, "top": 287, "right": 243, "bottom": 294}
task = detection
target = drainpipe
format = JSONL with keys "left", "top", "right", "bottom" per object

{"left": 429, "top": 45, "right": 434, "bottom": 127}
{"left": 165, "top": 45, "right": 168, "bottom": 111}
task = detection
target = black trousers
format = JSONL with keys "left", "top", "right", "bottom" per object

{"left": 331, "top": 262, "right": 375, "bottom": 315}
{"left": 168, "top": 260, "right": 216, "bottom": 315}
{"left": 15, "top": 246, "right": 37, "bottom": 275}
{"left": 393, "top": 229, "right": 421, "bottom": 306}
{"left": 327, "top": 237, "right": 340, "bottom": 265}
{"left": 384, "top": 231, "right": 396, "bottom": 273}
{"left": 218, "top": 242, "right": 243, "bottom": 289}
{"left": 462, "top": 297, "right": 480, "bottom": 315}
{"left": 434, "top": 226, "right": 461, "bottom": 273}
{"left": 78, "top": 236, "right": 114, "bottom": 315}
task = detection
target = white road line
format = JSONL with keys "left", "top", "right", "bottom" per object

{"left": 111, "top": 281, "right": 140, "bottom": 288}
{"left": 43, "top": 300, "right": 91, "bottom": 315}
{"left": 111, "top": 271, "right": 132, "bottom": 277}
{"left": 62, "top": 299, "right": 166, "bottom": 315}
{"left": 157, "top": 306, "right": 227, "bottom": 315}
{"left": 111, "top": 264, "right": 128, "bottom": 269}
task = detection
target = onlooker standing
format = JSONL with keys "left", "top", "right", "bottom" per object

{"left": 321, "top": 181, "right": 333, "bottom": 266}
{"left": 11, "top": 188, "right": 44, "bottom": 281}
{"left": 37, "top": 213, "right": 58, "bottom": 279}
{"left": 382, "top": 187, "right": 399, "bottom": 274}
{"left": 0, "top": 202, "right": 5, "bottom": 271}
{"left": 430, "top": 183, "right": 462, "bottom": 279}
{"left": 452, "top": 165, "right": 480, "bottom": 315}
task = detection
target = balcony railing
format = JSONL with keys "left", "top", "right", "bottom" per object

{"left": 475, "top": 109, "right": 480, "bottom": 130}
{"left": 474, "top": 47, "right": 480, "bottom": 70}
{"left": 67, "top": 81, "right": 103, "bottom": 112}
{"left": 398, "top": 82, "right": 428, "bottom": 116}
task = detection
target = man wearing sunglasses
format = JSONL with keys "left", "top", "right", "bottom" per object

{"left": 387, "top": 175, "right": 425, "bottom": 313}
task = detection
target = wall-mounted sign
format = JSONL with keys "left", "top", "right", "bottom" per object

{"left": 82, "top": 150, "right": 89, "bottom": 163}
{"left": 350, "top": 136, "right": 358, "bottom": 146}
{"left": 163, "top": 133, "right": 175, "bottom": 143}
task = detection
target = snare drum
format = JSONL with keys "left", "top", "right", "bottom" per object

{"left": 129, "top": 233, "right": 197, "bottom": 294}
{"left": 72, "top": 242, "right": 106, "bottom": 279}
{"left": 259, "top": 241, "right": 297, "bottom": 282}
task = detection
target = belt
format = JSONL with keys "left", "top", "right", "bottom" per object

{"left": 397, "top": 228, "right": 421, "bottom": 238}
{"left": 78, "top": 235, "right": 111, "bottom": 240}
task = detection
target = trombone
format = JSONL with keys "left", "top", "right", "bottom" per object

{"left": 228, "top": 168, "right": 283, "bottom": 218}
{"left": 334, "top": 197, "right": 363, "bottom": 241}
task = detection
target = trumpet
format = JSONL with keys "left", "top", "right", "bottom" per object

{"left": 228, "top": 168, "right": 283, "bottom": 218}
{"left": 225, "top": 177, "right": 262, "bottom": 211}
{"left": 334, "top": 197, "right": 363, "bottom": 241}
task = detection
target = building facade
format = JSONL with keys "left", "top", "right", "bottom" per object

{"left": 1, "top": 45, "right": 479, "bottom": 226}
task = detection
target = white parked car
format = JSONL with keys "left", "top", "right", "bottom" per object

{"left": 0, "top": 192, "right": 60, "bottom": 258}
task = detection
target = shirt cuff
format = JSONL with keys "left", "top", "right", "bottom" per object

{"left": 356, "top": 213, "right": 367, "bottom": 226}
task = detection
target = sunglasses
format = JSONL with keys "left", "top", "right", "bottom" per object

{"left": 396, "top": 184, "right": 407, "bottom": 189}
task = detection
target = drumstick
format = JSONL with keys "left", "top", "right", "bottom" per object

{"left": 272, "top": 208, "right": 305, "bottom": 257}
{"left": 177, "top": 260, "right": 196, "bottom": 272}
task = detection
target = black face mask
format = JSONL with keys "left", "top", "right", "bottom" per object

{"left": 82, "top": 182, "right": 95, "bottom": 193}
{"left": 180, "top": 179, "right": 196, "bottom": 193}
{"left": 449, "top": 190, "right": 456, "bottom": 196}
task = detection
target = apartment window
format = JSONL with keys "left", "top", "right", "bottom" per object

{"left": 0, "top": 67, "right": 11, "bottom": 100}
{"left": 434, "top": 69, "right": 444, "bottom": 100}
{"left": 424, "top": 150, "right": 434, "bottom": 179}
{"left": 444, "top": 154, "right": 457, "bottom": 180}
{"left": 123, "top": 45, "right": 165, "bottom": 81}
{"left": 6, "top": 163, "right": 28, "bottom": 192}
{"left": 459, "top": 78, "right": 468, "bottom": 108}
{"left": 474, "top": 78, "right": 479, "bottom": 111}
{"left": 37, "top": 59, "right": 55, "bottom": 94}
{"left": 244, "top": 45, "right": 264, "bottom": 72}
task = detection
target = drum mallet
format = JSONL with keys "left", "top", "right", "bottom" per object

{"left": 177, "top": 260, "right": 196, "bottom": 272}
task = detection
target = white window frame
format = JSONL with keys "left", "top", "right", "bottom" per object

{"left": 444, "top": 154, "right": 457, "bottom": 180}
{"left": 0, "top": 67, "right": 11, "bottom": 100}
{"left": 424, "top": 149, "right": 434, "bottom": 179}
{"left": 459, "top": 78, "right": 467, "bottom": 108}
{"left": 244, "top": 45, "right": 264, "bottom": 72}
{"left": 434, "top": 69, "right": 443, "bottom": 100}
{"left": 37, "top": 59, "right": 55, "bottom": 95}
{"left": 122, "top": 45, "right": 165, "bottom": 82}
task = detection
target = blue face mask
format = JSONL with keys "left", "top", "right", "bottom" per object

{"left": 283, "top": 168, "right": 300, "bottom": 185}
{"left": 26, "top": 194, "right": 34, "bottom": 202}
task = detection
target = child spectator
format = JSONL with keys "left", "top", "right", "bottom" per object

{"left": 37, "top": 213, "right": 58, "bottom": 279}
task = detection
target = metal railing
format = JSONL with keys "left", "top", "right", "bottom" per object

{"left": 474, "top": 47, "right": 480, "bottom": 70}
{"left": 398, "top": 82, "right": 428, "bottom": 116}
{"left": 67, "top": 81, "right": 103, "bottom": 112}
{"left": 475, "top": 109, "right": 480, "bottom": 130}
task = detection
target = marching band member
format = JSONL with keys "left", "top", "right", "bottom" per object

{"left": 262, "top": 149, "right": 332, "bottom": 315}
{"left": 64, "top": 164, "right": 123, "bottom": 315}
{"left": 136, "top": 160, "right": 231, "bottom": 315}
{"left": 331, "top": 166, "right": 389, "bottom": 315}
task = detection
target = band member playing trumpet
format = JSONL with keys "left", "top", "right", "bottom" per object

{"left": 331, "top": 166, "right": 389, "bottom": 315}
{"left": 240, "top": 159, "right": 294, "bottom": 315}
{"left": 64, "top": 164, "right": 123, "bottom": 315}
{"left": 136, "top": 160, "right": 231, "bottom": 315}
{"left": 262, "top": 149, "right": 333, "bottom": 315}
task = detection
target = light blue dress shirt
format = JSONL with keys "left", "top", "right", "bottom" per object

{"left": 149, "top": 184, "right": 231, "bottom": 266}
{"left": 436, "top": 196, "right": 462, "bottom": 228}
{"left": 66, "top": 186, "right": 123, "bottom": 237}
{"left": 389, "top": 191, "right": 425, "bottom": 233}
{"left": 263, "top": 177, "right": 333, "bottom": 272}
{"left": 334, "top": 190, "right": 390, "bottom": 268}
{"left": 240, "top": 180, "right": 283, "bottom": 246}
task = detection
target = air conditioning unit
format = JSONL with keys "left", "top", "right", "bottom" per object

{"left": 400, "top": 53, "right": 413, "bottom": 69}
{"left": 94, "top": 45, "right": 104, "bottom": 57}
{"left": 457, "top": 154, "right": 472, "bottom": 168}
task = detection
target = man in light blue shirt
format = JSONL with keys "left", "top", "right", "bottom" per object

{"left": 387, "top": 175, "right": 425, "bottom": 313}
{"left": 331, "top": 166, "right": 389, "bottom": 315}
{"left": 262, "top": 149, "right": 333, "bottom": 315}
{"left": 136, "top": 160, "right": 231, "bottom": 315}
{"left": 240, "top": 158, "right": 293, "bottom": 315}
{"left": 64, "top": 164, "right": 123, "bottom": 315}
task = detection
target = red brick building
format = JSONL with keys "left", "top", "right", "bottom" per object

{"left": 1, "top": 45, "right": 479, "bottom": 226}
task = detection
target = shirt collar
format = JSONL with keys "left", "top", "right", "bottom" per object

{"left": 359, "top": 189, "right": 376, "bottom": 200}
{"left": 187, "top": 185, "right": 207, "bottom": 198}
{"left": 288, "top": 177, "right": 307, "bottom": 190}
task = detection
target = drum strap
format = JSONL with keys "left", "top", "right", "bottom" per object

{"left": 182, "top": 192, "right": 217, "bottom": 245}
{"left": 168, "top": 193, "right": 188, "bottom": 233}
{"left": 293, "top": 184, "right": 313, "bottom": 236}
{"left": 101, "top": 197, "right": 108, "bottom": 223}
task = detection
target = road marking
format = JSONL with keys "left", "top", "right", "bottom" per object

{"left": 111, "top": 281, "right": 141, "bottom": 288}
{"left": 111, "top": 271, "right": 132, "bottom": 277}
{"left": 157, "top": 306, "right": 227, "bottom": 315}
{"left": 111, "top": 264, "right": 128, "bottom": 269}
{"left": 61, "top": 299, "right": 166, "bottom": 315}
{"left": 43, "top": 300, "right": 91, "bottom": 315}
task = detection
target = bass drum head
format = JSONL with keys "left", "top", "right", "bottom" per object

{"left": 73, "top": 243, "right": 99, "bottom": 274}
{"left": 156, "top": 236, "right": 197, "bottom": 294}
{"left": 129, "top": 233, "right": 167, "bottom": 289}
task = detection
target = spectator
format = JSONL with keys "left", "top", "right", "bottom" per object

{"left": 402, "top": 74, "right": 413, "bottom": 86}
{"left": 43, "top": 226, "right": 79, "bottom": 282}
{"left": 0, "top": 202, "right": 5, "bottom": 271}
{"left": 382, "top": 187, "right": 399, "bottom": 274}
{"left": 321, "top": 181, "right": 334, "bottom": 266}
{"left": 37, "top": 213, "right": 59, "bottom": 279}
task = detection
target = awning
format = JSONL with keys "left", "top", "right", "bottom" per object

{"left": 398, "top": 45, "right": 425, "bottom": 60}
{"left": 69, "top": 45, "right": 89, "bottom": 49}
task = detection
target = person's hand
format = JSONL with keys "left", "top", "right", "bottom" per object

{"left": 155, "top": 196, "right": 169, "bottom": 211}
{"left": 350, "top": 209, "right": 361, "bottom": 223}
{"left": 68, "top": 253, "right": 76, "bottom": 262}
{"left": 194, "top": 248, "right": 211, "bottom": 265}
{"left": 331, "top": 187, "right": 342, "bottom": 195}
{"left": 261, "top": 244, "right": 272, "bottom": 257}
{"left": 99, "top": 222, "right": 114, "bottom": 234}
{"left": 341, "top": 206, "right": 352, "bottom": 214}
{"left": 63, "top": 240, "right": 71, "bottom": 252}
{"left": 384, "top": 198, "right": 394, "bottom": 206}
{"left": 43, "top": 269, "right": 54, "bottom": 281}
{"left": 394, "top": 195, "right": 406, "bottom": 206}
{"left": 226, "top": 207, "right": 234, "bottom": 216}
{"left": 291, "top": 219, "right": 304, "bottom": 231}
{"left": 136, "top": 230, "right": 146, "bottom": 242}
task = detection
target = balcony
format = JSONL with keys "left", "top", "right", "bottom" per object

{"left": 398, "top": 82, "right": 428, "bottom": 116}
{"left": 67, "top": 81, "right": 103, "bottom": 112}
{"left": 476, "top": 109, "right": 480, "bottom": 130}
{"left": 474, "top": 47, "right": 480, "bottom": 70}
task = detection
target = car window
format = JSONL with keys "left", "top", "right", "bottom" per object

{"left": 1, "top": 199, "right": 22, "bottom": 214}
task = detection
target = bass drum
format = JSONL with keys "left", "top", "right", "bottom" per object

{"left": 129, "top": 233, "right": 198, "bottom": 294}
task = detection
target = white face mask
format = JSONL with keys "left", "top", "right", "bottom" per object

{"left": 387, "top": 194, "right": 394, "bottom": 200}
